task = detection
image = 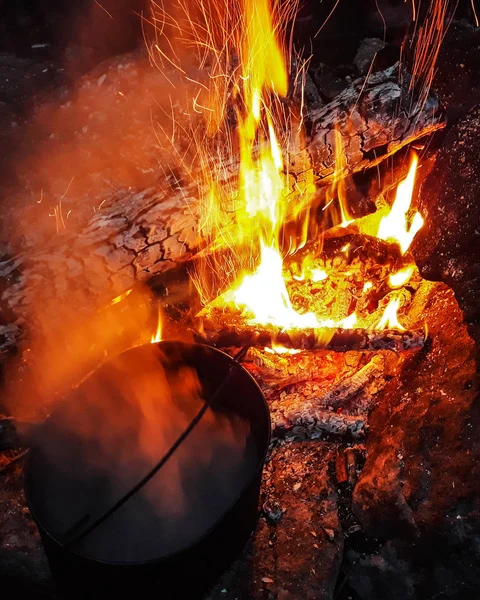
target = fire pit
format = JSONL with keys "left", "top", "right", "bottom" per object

{"left": 0, "top": 1, "right": 480, "bottom": 599}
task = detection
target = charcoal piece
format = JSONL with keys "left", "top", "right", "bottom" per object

{"left": 354, "top": 38, "right": 387, "bottom": 75}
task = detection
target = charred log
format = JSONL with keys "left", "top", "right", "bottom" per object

{"left": 303, "top": 63, "right": 445, "bottom": 182}
{"left": 195, "top": 316, "right": 426, "bottom": 352}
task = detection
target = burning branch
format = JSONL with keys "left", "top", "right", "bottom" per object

{"left": 194, "top": 316, "right": 426, "bottom": 352}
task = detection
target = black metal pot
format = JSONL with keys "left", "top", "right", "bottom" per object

{"left": 25, "top": 341, "right": 270, "bottom": 599}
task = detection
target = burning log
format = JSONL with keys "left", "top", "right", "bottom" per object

{"left": 195, "top": 318, "right": 426, "bottom": 353}
{"left": 0, "top": 64, "right": 441, "bottom": 359}
{"left": 304, "top": 63, "right": 445, "bottom": 182}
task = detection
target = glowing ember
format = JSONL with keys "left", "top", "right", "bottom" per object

{"left": 363, "top": 281, "right": 373, "bottom": 292}
{"left": 110, "top": 289, "right": 132, "bottom": 305}
{"left": 377, "top": 154, "right": 423, "bottom": 254}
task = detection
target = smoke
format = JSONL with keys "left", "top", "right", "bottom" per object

{"left": 32, "top": 343, "right": 255, "bottom": 562}
{"left": 2, "top": 2, "right": 210, "bottom": 418}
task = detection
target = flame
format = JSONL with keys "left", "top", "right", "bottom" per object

{"left": 218, "top": 0, "right": 325, "bottom": 330}
{"left": 377, "top": 153, "right": 423, "bottom": 254}
{"left": 110, "top": 289, "right": 132, "bottom": 306}
{"left": 375, "top": 298, "right": 405, "bottom": 331}
{"left": 264, "top": 344, "right": 301, "bottom": 355}
{"left": 388, "top": 265, "right": 415, "bottom": 288}
{"left": 150, "top": 308, "right": 163, "bottom": 343}
{"left": 311, "top": 268, "right": 328, "bottom": 282}
{"left": 324, "top": 128, "right": 353, "bottom": 227}
{"left": 340, "top": 313, "right": 357, "bottom": 329}
{"left": 363, "top": 281, "right": 373, "bottom": 292}
{"left": 156, "top": 0, "right": 426, "bottom": 338}
{"left": 233, "top": 242, "right": 330, "bottom": 328}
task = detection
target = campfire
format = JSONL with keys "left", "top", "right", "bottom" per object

{"left": 151, "top": 0, "right": 433, "bottom": 441}
{"left": 1, "top": 0, "right": 480, "bottom": 599}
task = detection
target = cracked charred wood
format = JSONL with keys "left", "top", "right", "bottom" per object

{"left": 0, "top": 185, "right": 200, "bottom": 350}
{"left": 194, "top": 315, "right": 426, "bottom": 352}
{"left": 302, "top": 63, "right": 445, "bottom": 182}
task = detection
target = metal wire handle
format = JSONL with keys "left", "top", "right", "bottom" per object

{"left": 63, "top": 345, "right": 250, "bottom": 549}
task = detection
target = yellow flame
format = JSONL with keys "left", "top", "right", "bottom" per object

{"left": 375, "top": 298, "right": 405, "bottom": 331}
{"left": 233, "top": 243, "right": 329, "bottom": 328}
{"left": 264, "top": 344, "right": 301, "bottom": 355}
{"left": 340, "top": 313, "right": 357, "bottom": 328}
{"left": 150, "top": 308, "right": 163, "bottom": 343}
{"left": 377, "top": 154, "right": 423, "bottom": 254}
{"left": 388, "top": 265, "right": 415, "bottom": 288}
{"left": 110, "top": 289, "right": 132, "bottom": 305}
{"left": 222, "top": 0, "right": 326, "bottom": 330}
{"left": 324, "top": 128, "right": 353, "bottom": 227}
{"left": 363, "top": 281, "right": 373, "bottom": 292}
{"left": 311, "top": 268, "right": 328, "bottom": 282}
{"left": 185, "top": 0, "right": 423, "bottom": 336}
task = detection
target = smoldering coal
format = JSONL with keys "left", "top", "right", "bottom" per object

{"left": 30, "top": 344, "right": 259, "bottom": 563}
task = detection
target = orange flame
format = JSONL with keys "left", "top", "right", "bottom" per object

{"left": 151, "top": 1, "right": 426, "bottom": 338}
{"left": 377, "top": 153, "right": 423, "bottom": 254}
{"left": 324, "top": 128, "right": 353, "bottom": 227}
{"left": 150, "top": 308, "right": 163, "bottom": 343}
{"left": 388, "top": 265, "right": 415, "bottom": 288}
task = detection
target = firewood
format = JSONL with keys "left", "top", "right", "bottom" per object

{"left": 304, "top": 63, "right": 444, "bottom": 182}
{"left": 0, "top": 64, "right": 442, "bottom": 360}
{"left": 194, "top": 317, "right": 426, "bottom": 353}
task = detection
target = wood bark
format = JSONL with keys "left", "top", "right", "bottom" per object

{"left": 304, "top": 63, "right": 444, "bottom": 182}
{"left": 0, "top": 63, "right": 443, "bottom": 356}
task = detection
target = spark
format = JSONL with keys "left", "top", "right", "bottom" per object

{"left": 314, "top": 0, "right": 342, "bottom": 38}
{"left": 94, "top": 0, "right": 113, "bottom": 19}
{"left": 472, "top": 0, "right": 479, "bottom": 26}
{"left": 110, "top": 289, "right": 132, "bottom": 305}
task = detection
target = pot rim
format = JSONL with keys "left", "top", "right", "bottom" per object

{"left": 25, "top": 340, "right": 271, "bottom": 567}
